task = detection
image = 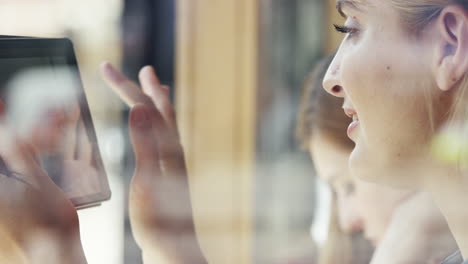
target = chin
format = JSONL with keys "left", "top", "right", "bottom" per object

{"left": 349, "top": 146, "right": 380, "bottom": 183}
{"left": 349, "top": 141, "right": 421, "bottom": 188}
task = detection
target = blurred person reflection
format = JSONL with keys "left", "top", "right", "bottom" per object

{"left": 296, "top": 55, "right": 374, "bottom": 264}
{"left": 296, "top": 55, "right": 458, "bottom": 264}
{"left": 4, "top": 67, "right": 100, "bottom": 198}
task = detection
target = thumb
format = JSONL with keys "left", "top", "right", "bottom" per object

{"left": 129, "top": 104, "right": 161, "bottom": 191}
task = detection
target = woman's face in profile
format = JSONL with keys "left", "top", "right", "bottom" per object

{"left": 322, "top": 0, "right": 443, "bottom": 187}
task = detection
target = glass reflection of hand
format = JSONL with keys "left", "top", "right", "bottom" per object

{"left": 0, "top": 103, "right": 86, "bottom": 264}
{"left": 101, "top": 63, "right": 207, "bottom": 264}
{"left": 26, "top": 103, "right": 100, "bottom": 198}
{"left": 60, "top": 104, "right": 100, "bottom": 197}
{"left": 28, "top": 107, "right": 69, "bottom": 155}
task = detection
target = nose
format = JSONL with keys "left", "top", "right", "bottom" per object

{"left": 323, "top": 53, "right": 345, "bottom": 98}
{"left": 340, "top": 208, "right": 364, "bottom": 233}
{"left": 347, "top": 213, "right": 364, "bottom": 233}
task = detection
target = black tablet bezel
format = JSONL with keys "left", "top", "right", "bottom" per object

{"left": 0, "top": 38, "right": 111, "bottom": 208}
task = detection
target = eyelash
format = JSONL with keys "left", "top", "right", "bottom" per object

{"left": 334, "top": 24, "right": 359, "bottom": 37}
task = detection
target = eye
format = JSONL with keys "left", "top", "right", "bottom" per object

{"left": 334, "top": 24, "right": 360, "bottom": 39}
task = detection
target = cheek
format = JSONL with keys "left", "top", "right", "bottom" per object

{"left": 341, "top": 38, "right": 402, "bottom": 115}
{"left": 341, "top": 39, "right": 433, "bottom": 154}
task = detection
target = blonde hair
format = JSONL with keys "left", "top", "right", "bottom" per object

{"left": 391, "top": 0, "right": 468, "bottom": 167}
{"left": 391, "top": 1, "right": 467, "bottom": 33}
{"left": 297, "top": 57, "right": 373, "bottom": 263}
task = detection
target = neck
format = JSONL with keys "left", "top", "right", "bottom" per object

{"left": 428, "top": 166, "right": 468, "bottom": 259}
{"left": 371, "top": 192, "right": 458, "bottom": 264}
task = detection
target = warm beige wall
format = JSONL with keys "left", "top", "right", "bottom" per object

{"left": 175, "top": 1, "right": 344, "bottom": 263}
{"left": 175, "top": 0, "right": 257, "bottom": 263}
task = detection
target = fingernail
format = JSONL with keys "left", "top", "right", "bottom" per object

{"left": 132, "top": 106, "right": 150, "bottom": 129}
{"left": 139, "top": 65, "right": 155, "bottom": 80}
{"left": 161, "top": 85, "right": 170, "bottom": 93}
{"left": 143, "top": 65, "right": 155, "bottom": 74}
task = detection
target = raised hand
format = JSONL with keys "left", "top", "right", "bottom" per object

{"left": 101, "top": 63, "right": 207, "bottom": 264}
{"left": 0, "top": 107, "right": 86, "bottom": 264}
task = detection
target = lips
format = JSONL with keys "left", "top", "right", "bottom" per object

{"left": 348, "top": 120, "right": 360, "bottom": 139}
{"left": 343, "top": 108, "right": 359, "bottom": 140}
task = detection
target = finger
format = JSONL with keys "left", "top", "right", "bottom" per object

{"left": 0, "top": 156, "right": 10, "bottom": 177}
{"left": 139, "top": 66, "right": 178, "bottom": 134}
{"left": 18, "top": 142, "right": 60, "bottom": 192}
{"left": 145, "top": 104, "right": 187, "bottom": 180}
{"left": 158, "top": 137, "right": 187, "bottom": 180}
{"left": 159, "top": 85, "right": 180, "bottom": 138}
{"left": 76, "top": 119, "right": 93, "bottom": 164}
{"left": 0, "top": 122, "right": 29, "bottom": 175}
{"left": 100, "top": 62, "right": 153, "bottom": 107}
{"left": 0, "top": 123, "right": 45, "bottom": 188}
{"left": 26, "top": 141, "right": 41, "bottom": 165}
{"left": 32, "top": 108, "right": 67, "bottom": 154}
{"left": 0, "top": 99, "right": 6, "bottom": 117}
{"left": 64, "top": 104, "right": 81, "bottom": 160}
{"left": 129, "top": 104, "right": 162, "bottom": 192}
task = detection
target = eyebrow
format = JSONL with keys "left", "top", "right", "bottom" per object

{"left": 336, "top": 0, "right": 365, "bottom": 18}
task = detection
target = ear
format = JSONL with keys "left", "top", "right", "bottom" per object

{"left": 434, "top": 5, "right": 468, "bottom": 91}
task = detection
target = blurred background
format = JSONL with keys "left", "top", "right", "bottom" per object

{"left": 0, "top": 0, "right": 345, "bottom": 263}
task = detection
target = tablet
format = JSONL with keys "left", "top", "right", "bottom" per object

{"left": 0, "top": 38, "right": 111, "bottom": 209}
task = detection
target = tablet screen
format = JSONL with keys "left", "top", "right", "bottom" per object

{"left": 0, "top": 39, "right": 111, "bottom": 208}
